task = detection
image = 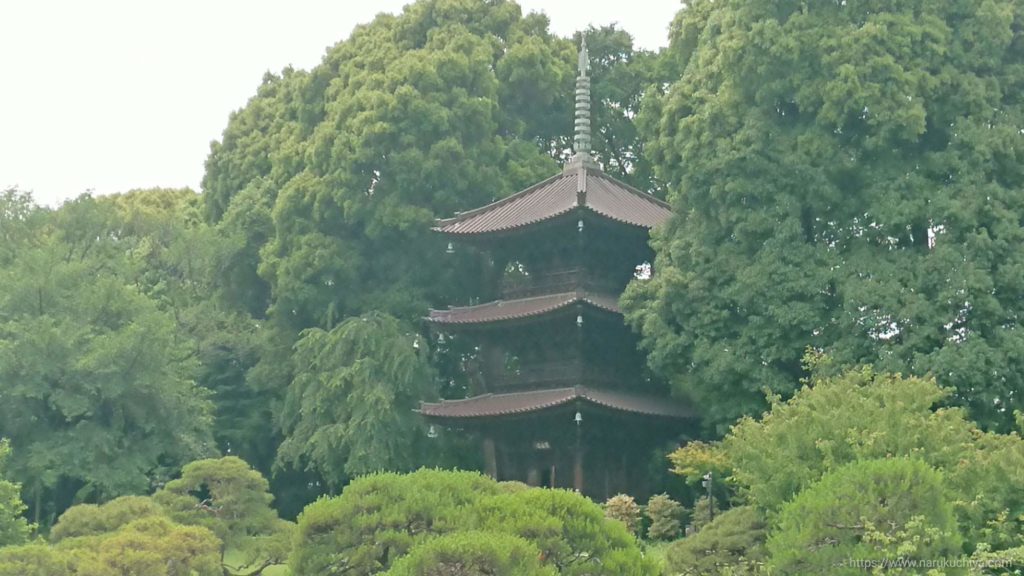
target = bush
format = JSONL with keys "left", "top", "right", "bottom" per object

{"left": 767, "top": 458, "right": 962, "bottom": 575}
{"left": 290, "top": 469, "right": 502, "bottom": 575}
{"left": 474, "top": 488, "right": 657, "bottom": 576}
{"left": 0, "top": 544, "right": 73, "bottom": 576}
{"left": 666, "top": 506, "right": 767, "bottom": 576}
{"left": 50, "top": 496, "right": 163, "bottom": 541}
{"left": 645, "top": 494, "right": 684, "bottom": 541}
{"left": 604, "top": 494, "right": 641, "bottom": 536}
{"left": 292, "top": 469, "right": 657, "bottom": 576}
{"left": 382, "top": 531, "right": 556, "bottom": 576}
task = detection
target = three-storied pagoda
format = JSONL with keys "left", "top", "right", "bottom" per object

{"left": 419, "top": 40, "right": 693, "bottom": 500}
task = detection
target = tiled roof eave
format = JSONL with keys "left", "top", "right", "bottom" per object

{"left": 433, "top": 205, "right": 578, "bottom": 235}
{"left": 426, "top": 291, "right": 621, "bottom": 326}
{"left": 418, "top": 386, "right": 693, "bottom": 419}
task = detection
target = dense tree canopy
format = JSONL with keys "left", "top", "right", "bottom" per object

{"left": 277, "top": 313, "right": 436, "bottom": 486}
{"left": 0, "top": 192, "right": 215, "bottom": 523}
{"left": 663, "top": 365, "right": 1024, "bottom": 575}
{"left": 624, "top": 0, "right": 1024, "bottom": 431}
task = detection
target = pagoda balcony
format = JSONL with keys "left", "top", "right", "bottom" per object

{"left": 499, "top": 268, "right": 620, "bottom": 300}
{"left": 489, "top": 359, "right": 624, "bottom": 390}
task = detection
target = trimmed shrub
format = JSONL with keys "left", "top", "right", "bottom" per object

{"left": 645, "top": 493, "right": 683, "bottom": 541}
{"left": 382, "top": 531, "right": 555, "bottom": 576}
{"left": 767, "top": 458, "right": 962, "bottom": 575}
{"left": 604, "top": 494, "right": 641, "bottom": 535}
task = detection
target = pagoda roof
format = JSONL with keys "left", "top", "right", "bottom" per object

{"left": 418, "top": 386, "right": 693, "bottom": 419}
{"left": 434, "top": 164, "right": 672, "bottom": 236}
{"left": 427, "top": 290, "right": 619, "bottom": 325}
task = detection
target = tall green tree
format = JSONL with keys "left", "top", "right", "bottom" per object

{"left": 98, "top": 189, "right": 273, "bottom": 474}
{"left": 625, "top": 0, "right": 1024, "bottom": 430}
{"left": 0, "top": 440, "right": 29, "bottom": 547}
{"left": 0, "top": 194, "right": 214, "bottom": 524}
{"left": 276, "top": 313, "right": 435, "bottom": 486}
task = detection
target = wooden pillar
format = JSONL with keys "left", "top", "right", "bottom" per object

{"left": 482, "top": 436, "right": 498, "bottom": 479}
{"left": 573, "top": 427, "right": 584, "bottom": 492}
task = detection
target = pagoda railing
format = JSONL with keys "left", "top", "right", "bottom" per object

{"left": 490, "top": 359, "right": 623, "bottom": 390}
{"left": 499, "top": 268, "right": 620, "bottom": 300}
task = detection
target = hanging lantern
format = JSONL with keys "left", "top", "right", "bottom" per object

{"left": 574, "top": 411, "right": 583, "bottom": 425}
{"left": 427, "top": 425, "right": 438, "bottom": 439}
{"left": 577, "top": 219, "right": 584, "bottom": 232}
{"left": 446, "top": 242, "right": 455, "bottom": 254}
{"left": 576, "top": 314, "right": 584, "bottom": 327}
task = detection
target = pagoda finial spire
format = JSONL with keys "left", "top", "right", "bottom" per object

{"left": 572, "top": 36, "right": 592, "bottom": 161}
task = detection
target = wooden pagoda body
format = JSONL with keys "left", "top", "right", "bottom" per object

{"left": 419, "top": 40, "right": 693, "bottom": 500}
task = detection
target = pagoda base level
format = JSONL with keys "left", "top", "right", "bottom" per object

{"left": 453, "top": 407, "right": 688, "bottom": 501}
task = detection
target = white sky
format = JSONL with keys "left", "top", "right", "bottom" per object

{"left": 0, "top": 1, "right": 678, "bottom": 206}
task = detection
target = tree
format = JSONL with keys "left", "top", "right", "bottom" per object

{"left": 38, "top": 496, "right": 223, "bottom": 576}
{"left": 0, "top": 188, "right": 46, "bottom": 267}
{"left": 472, "top": 489, "right": 657, "bottom": 576}
{"left": 766, "top": 459, "right": 962, "bottom": 575}
{"left": 291, "top": 469, "right": 502, "bottom": 575}
{"left": 276, "top": 313, "right": 436, "bottom": 486}
{"left": 57, "top": 515, "right": 222, "bottom": 576}
{"left": 718, "top": 365, "right": 1024, "bottom": 553}
{"left": 98, "top": 189, "right": 273, "bottom": 474}
{"left": 291, "top": 469, "right": 655, "bottom": 576}
{"left": 665, "top": 506, "right": 767, "bottom": 576}
{"left": 624, "top": 0, "right": 1024, "bottom": 431}
{"left": 49, "top": 495, "right": 164, "bottom": 541}
{"left": 382, "top": 531, "right": 556, "bottom": 576}
{"left": 603, "top": 494, "right": 641, "bottom": 536}
{"left": 0, "top": 440, "right": 29, "bottom": 547}
{"left": 0, "top": 544, "right": 74, "bottom": 576}
{"left": 0, "top": 194, "right": 215, "bottom": 523}
{"left": 645, "top": 494, "right": 684, "bottom": 541}
{"left": 154, "top": 457, "right": 293, "bottom": 575}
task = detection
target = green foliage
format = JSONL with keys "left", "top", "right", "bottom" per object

{"left": 720, "top": 367, "right": 1024, "bottom": 551}
{"left": 0, "top": 544, "right": 74, "bottom": 576}
{"left": 98, "top": 188, "right": 272, "bottom": 474}
{"left": 0, "top": 188, "right": 47, "bottom": 267}
{"left": 49, "top": 495, "right": 163, "bottom": 541}
{"left": 382, "top": 531, "right": 557, "bottom": 576}
{"left": 667, "top": 440, "right": 731, "bottom": 486}
{"left": 603, "top": 493, "right": 641, "bottom": 536}
{"left": 473, "top": 488, "right": 656, "bottom": 576}
{"left": 291, "top": 469, "right": 655, "bottom": 576}
{"left": 689, "top": 495, "right": 723, "bottom": 534}
{"left": 665, "top": 506, "right": 767, "bottom": 576}
{"left": 645, "top": 494, "right": 683, "bottom": 541}
{"left": 0, "top": 194, "right": 215, "bottom": 521}
{"left": 48, "top": 459, "right": 291, "bottom": 575}
{"left": 277, "top": 313, "right": 436, "bottom": 485}
{"left": 0, "top": 440, "right": 29, "bottom": 547}
{"left": 155, "top": 456, "right": 294, "bottom": 572}
{"left": 57, "top": 515, "right": 222, "bottom": 576}
{"left": 766, "top": 459, "right": 962, "bottom": 575}
{"left": 12, "top": 496, "right": 223, "bottom": 576}
{"left": 290, "top": 469, "right": 501, "bottom": 575}
{"left": 625, "top": 0, "right": 1024, "bottom": 432}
